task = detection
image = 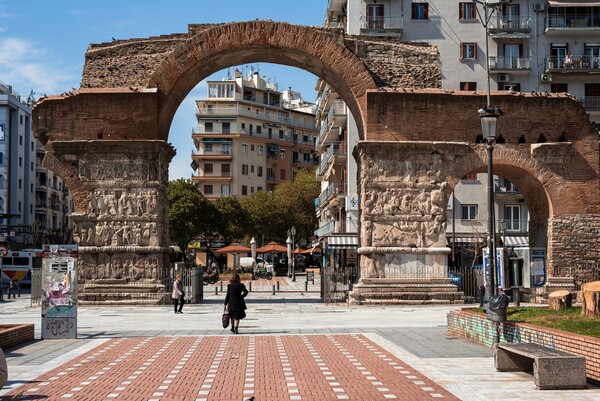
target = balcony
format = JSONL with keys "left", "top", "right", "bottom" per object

{"left": 317, "top": 142, "right": 348, "bottom": 177}
{"left": 317, "top": 100, "right": 346, "bottom": 147}
{"left": 314, "top": 218, "right": 358, "bottom": 238}
{"left": 546, "top": 13, "right": 600, "bottom": 34}
{"left": 489, "top": 57, "right": 532, "bottom": 73}
{"left": 583, "top": 96, "right": 600, "bottom": 111}
{"left": 359, "top": 15, "right": 403, "bottom": 36}
{"left": 196, "top": 106, "right": 316, "bottom": 130}
{"left": 488, "top": 15, "right": 531, "bottom": 37}
{"left": 191, "top": 150, "right": 232, "bottom": 161}
{"left": 446, "top": 218, "right": 530, "bottom": 237}
{"left": 546, "top": 54, "right": 600, "bottom": 72}
{"left": 317, "top": 182, "right": 346, "bottom": 209}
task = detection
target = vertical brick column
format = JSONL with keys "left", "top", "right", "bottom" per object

{"left": 46, "top": 140, "right": 175, "bottom": 304}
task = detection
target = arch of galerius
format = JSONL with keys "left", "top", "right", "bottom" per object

{"left": 32, "top": 21, "right": 599, "bottom": 304}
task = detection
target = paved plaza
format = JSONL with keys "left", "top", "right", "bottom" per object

{"left": 1, "top": 278, "right": 599, "bottom": 400}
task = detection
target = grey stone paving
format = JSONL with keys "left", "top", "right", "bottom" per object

{"left": 1, "top": 280, "right": 599, "bottom": 400}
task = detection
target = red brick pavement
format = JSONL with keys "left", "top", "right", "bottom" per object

{"left": 2, "top": 335, "right": 459, "bottom": 401}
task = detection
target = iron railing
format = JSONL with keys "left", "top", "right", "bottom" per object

{"left": 359, "top": 15, "right": 403, "bottom": 30}
{"left": 547, "top": 13, "right": 600, "bottom": 29}
{"left": 489, "top": 15, "right": 531, "bottom": 30}
{"left": 547, "top": 54, "right": 600, "bottom": 70}
{"left": 583, "top": 96, "right": 600, "bottom": 110}
{"left": 322, "top": 263, "right": 360, "bottom": 303}
{"left": 489, "top": 56, "right": 531, "bottom": 70}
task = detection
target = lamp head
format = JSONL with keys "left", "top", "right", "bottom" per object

{"left": 479, "top": 106, "right": 502, "bottom": 140}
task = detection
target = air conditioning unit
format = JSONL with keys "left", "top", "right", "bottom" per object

{"left": 541, "top": 73, "right": 552, "bottom": 82}
{"left": 533, "top": 3, "right": 545, "bottom": 12}
{"left": 498, "top": 74, "right": 511, "bottom": 82}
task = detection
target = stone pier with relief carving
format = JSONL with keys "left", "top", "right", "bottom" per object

{"left": 48, "top": 140, "right": 175, "bottom": 305}
{"left": 349, "top": 141, "right": 464, "bottom": 304}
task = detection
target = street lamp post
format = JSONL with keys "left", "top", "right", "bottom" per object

{"left": 286, "top": 235, "right": 292, "bottom": 278}
{"left": 290, "top": 226, "right": 296, "bottom": 282}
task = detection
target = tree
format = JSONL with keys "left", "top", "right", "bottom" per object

{"left": 240, "top": 190, "right": 283, "bottom": 242}
{"left": 167, "top": 179, "right": 217, "bottom": 266}
{"left": 214, "top": 196, "right": 250, "bottom": 243}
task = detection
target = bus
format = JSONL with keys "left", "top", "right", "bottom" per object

{"left": 1, "top": 249, "right": 43, "bottom": 286}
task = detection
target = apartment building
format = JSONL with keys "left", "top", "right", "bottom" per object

{"left": 0, "top": 81, "right": 36, "bottom": 246}
{"left": 0, "top": 81, "right": 73, "bottom": 247}
{"left": 191, "top": 68, "right": 319, "bottom": 199}
{"left": 318, "top": 0, "right": 600, "bottom": 270}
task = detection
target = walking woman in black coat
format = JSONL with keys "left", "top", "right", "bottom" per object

{"left": 224, "top": 273, "right": 248, "bottom": 334}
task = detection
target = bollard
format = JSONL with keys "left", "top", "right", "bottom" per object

{"left": 215, "top": 286, "right": 218, "bottom": 295}
{"left": 220, "top": 281, "right": 223, "bottom": 292}
{"left": 305, "top": 281, "right": 308, "bottom": 291}
{"left": 272, "top": 285, "right": 276, "bottom": 295}
{"left": 248, "top": 281, "right": 252, "bottom": 292}
{"left": 277, "top": 281, "right": 280, "bottom": 292}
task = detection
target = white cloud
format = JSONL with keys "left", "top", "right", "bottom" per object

{"left": 0, "top": 36, "right": 78, "bottom": 95}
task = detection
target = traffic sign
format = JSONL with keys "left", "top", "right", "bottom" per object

{"left": 0, "top": 245, "right": 8, "bottom": 257}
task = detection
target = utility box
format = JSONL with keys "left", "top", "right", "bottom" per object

{"left": 487, "top": 293, "right": 509, "bottom": 323}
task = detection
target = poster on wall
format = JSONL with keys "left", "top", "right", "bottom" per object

{"left": 41, "top": 244, "right": 78, "bottom": 339}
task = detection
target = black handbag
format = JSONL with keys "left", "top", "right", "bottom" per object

{"left": 222, "top": 306, "right": 230, "bottom": 328}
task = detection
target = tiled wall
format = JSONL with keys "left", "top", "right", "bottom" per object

{"left": 447, "top": 310, "right": 600, "bottom": 385}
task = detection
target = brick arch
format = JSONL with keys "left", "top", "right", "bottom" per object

{"left": 148, "top": 21, "right": 377, "bottom": 140}
{"left": 446, "top": 146, "right": 556, "bottom": 246}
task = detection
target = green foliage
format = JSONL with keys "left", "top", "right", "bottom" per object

{"left": 215, "top": 196, "right": 250, "bottom": 243}
{"left": 473, "top": 306, "right": 600, "bottom": 338}
{"left": 167, "top": 178, "right": 217, "bottom": 264}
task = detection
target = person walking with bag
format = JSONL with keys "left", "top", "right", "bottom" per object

{"left": 224, "top": 273, "right": 248, "bottom": 334}
{"left": 171, "top": 274, "right": 185, "bottom": 314}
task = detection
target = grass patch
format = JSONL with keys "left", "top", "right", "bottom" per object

{"left": 470, "top": 307, "right": 600, "bottom": 338}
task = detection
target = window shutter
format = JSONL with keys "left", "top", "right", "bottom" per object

{"left": 367, "top": 5, "right": 371, "bottom": 18}
{"left": 460, "top": 43, "right": 464, "bottom": 59}
{"left": 425, "top": 4, "right": 429, "bottom": 19}
{"left": 474, "top": 43, "right": 477, "bottom": 59}
{"left": 472, "top": 4, "right": 477, "bottom": 19}
{"left": 519, "top": 44, "right": 523, "bottom": 57}
{"left": 460, "top": 2, "right": 464, "bottom": 19}
{"left": 411, "top": 3, "right": 416, "bottom": 18}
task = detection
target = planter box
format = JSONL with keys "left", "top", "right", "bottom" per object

{"left": 448, "top": 309, "right": 600, "bottom": 385}
{"left": 0, "top": 324, "right": 35, "bottom": 349}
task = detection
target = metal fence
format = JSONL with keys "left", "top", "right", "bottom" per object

{"left": 567, "top": 261, "right": 600, "bottom": 292}
{"left": 30, "top": 266, "right": 43, "bottom": 306}
{"left": 322, "top": 264, "right": 360, "bottom": 303}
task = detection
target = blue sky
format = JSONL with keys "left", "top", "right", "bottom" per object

{"left": 0, "top": 0, "right": 326, "bottom": 179}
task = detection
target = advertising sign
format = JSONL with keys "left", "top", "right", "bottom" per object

{"left": 530, "top": 248, "right": 547, "bottom": 287}
{"left": 483, "top": 247, "right": 505, "bottom": 290}
{"left": 41, "top": 244, "right": 78, "bottom": 339}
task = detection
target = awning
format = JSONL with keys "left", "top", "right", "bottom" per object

{"left": 504, "top": 236, "right": 529, "bottom": 247}
{"left": 549, "top": 1, "right": 600, "bottom": 6}
{"left": 202, "top": 138, "right": 232, "bottom": 144}
{"left": 267, "top": 143, "right": 281, "bottom": 152}
{"left": 327, "top": 235, "right": 358, "bottom": 249}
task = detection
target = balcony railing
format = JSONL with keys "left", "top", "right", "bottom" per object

{"left": 547, "top": 13, "right": 600, "bottom": 29}
{"left": 547, "top": 54, "right": 600, "bottom": 70}
{"left": 359, "top": 15, "right": 403, "bottom": 30}
{"left": 583, "top": 96, "right": 600, "bottom": 111}
{"left": 489, "top": 57, "right": 531, "bottom": 70}
{"left": 317, "top": 100, "right": 346, "bottom": 145}
{"left": 317, "top": 141, "right": 348, "bottom": 176}
{"left": 197, "top": 106, "right": 315, "bottom": 130}
{"left": 446, "top": 218, "right": 530, "bottom": 235}
{"left": 314, "top": 218, "right": 358, "bottom": 238}
{"left": 196, "top": 149, "right": 233, "bottom": 156}
{"left": 318, "top": 182, "right": 346, "bottom": 207}
{"left": 489, "top": 15, "right": 531, "bottom": 31}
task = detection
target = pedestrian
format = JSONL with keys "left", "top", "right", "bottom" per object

{"left": 224, "top": 273, "right": 248, "bottom": 334}
{"left": 171, "top": 274, "right": 184, "bottom": 314}
{"left": 478, "top": 284, "right": 486, "bottom": 308}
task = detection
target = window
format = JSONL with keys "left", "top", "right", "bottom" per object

{"left": 257, "top": 166, "right": 263, "bottom": 177}
{"left": 20, "top": 115, "right": 23, "bottom": 125}
{"left": 204, "top": 143, "right": 213, "bottom": 153}
{"left": 280, "top": 169, "right": 286, "bottom": 180}
{"left": 256, "top": 125, "right": 262, "bottom": 134}
{"left": 250, "top": 165, "right": 255, "bottom": 173}
{"left": 459, "top": 2, "right": 476, "bottom": 20}
{"left": 585, "top": 45, "right": 600, "bottom": 68}
{"left": 221, "top": 185, "right": 230, "bottom": 197}
{"left": 280, "top": 149, "right": 286, "bottom": 159}
{"left": 203, "top": 185, "right": 213, "bottom": 195}
{"left": 222, "top": 164, "right": 231, "bottom": 176}
{"left": 366, "top": 4, "right": 384, "bottom": 28}
{"left": 242, "top": 164, "right": 249, "bottom": 175}
{"left": 257, "top": 187, "right": 263, "bottom": 192}
{"left": 222, "top": 122, "right": 230, "bottom": 134}
{"left": 251, "top": 186, "right": 255, "bottom": 194}
{"left": 412, "top": 2, "right": 429, "bottom": 20}
{"left": 279, "top": 130, "right": 284, "bottom": 139}
{"left": 250, "top": 144, "right": 255, "bottom": 151}
{"left": 19, "top": 135, "right": 23, "bottom": 145}
{"left": 31, "top": 141, "right": 34, "bottom": 151}
{"left": 242, "top": 144, "right": 248, "bottom": 153}
{"left": 550, "top": 44, "right": 568, "bottom": 69}
{"left": 460, "top": 43, "right": 477, "bottom": 60}
{"left": 18, "top": 179, "right": 22, "bottom": 189}
{"left": 207, "top": 82, "right": 235, "bottom": 98}
{"left": 205, "top": 163, "right": 213, "bottom": 174}
{"left": 205, "top": 122, "right": 213, "bottom": 133}
{"left": 460, "top": 82, "right": 477, "bottom": 91}
{"left": 0, "top": 152, "right": 2, "bottom": 164}
{"left": 303, "top": 134, "right": 309, "bottom": 143}
{"left": 19, "top": 157, "right": 22, "bottom": 167}
{"left": 463, "top": 173, "right": 477, "bottom": 180}
{"left": 242, "top": 185, "right": 248, "bottom": 196}
{"left": 249, "top": 124, "right": 253, "bottom": 134}
{"left": 31, "top": 162, "right": 33, "bottom": 171}
{"left": 461, "top": 205, "right": 477, "bottom": 220}
{"left": 258, "top": 145, "right": 264, "bottom": 155}
{"left": 504, "top": 205, "right": 521, "bottom": 231}
{"left": 551, "top": 83, "right": 568, "bottom": 93}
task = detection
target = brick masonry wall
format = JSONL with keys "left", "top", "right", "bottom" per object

{"left": 0, "top": 324, "right": 34, "bottom": 349}
{"left": 447, "top": 310, "right": 600, "bottom": 385}
{"left": 549, "top": 214, "right": 600, "bottom": 276}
